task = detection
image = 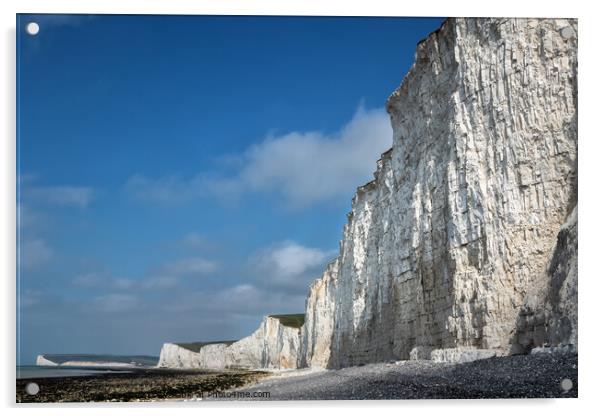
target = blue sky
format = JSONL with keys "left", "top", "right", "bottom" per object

{"left": 17, "top": 14, "right": 444, "bottom": 364}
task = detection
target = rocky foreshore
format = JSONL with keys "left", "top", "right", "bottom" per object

{"left": 16, "top": 368, "right": 269, "bottom": 403}
{"left": 18, "top": 351, "right": 577, "bottom": 402}
{"left": 212, "top": 352, "right": 578, "bottom": 400}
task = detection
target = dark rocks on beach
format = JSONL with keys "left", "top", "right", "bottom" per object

{"left": 16, "top": 368, "right": 268, "bottom": 403}
{"left": 17, "top": 353, "right": 577, "bottom": 402}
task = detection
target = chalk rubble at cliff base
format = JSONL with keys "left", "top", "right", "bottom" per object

{"left": 158, "top": 17, "right": 578, "bottom": 371}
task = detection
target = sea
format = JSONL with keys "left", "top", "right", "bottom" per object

{"left": 17, "top": 354, "right": 159, "bottom": 379}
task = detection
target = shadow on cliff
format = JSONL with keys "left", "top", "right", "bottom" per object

{"left": 509, "top": 204, "right": 577, "bottom": 354}
{"left": 509, "top": 108, "right": 577, "bottom": 355}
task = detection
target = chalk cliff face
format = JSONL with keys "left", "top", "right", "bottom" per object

{"left": 158, "top": 316, "right": 300, "bottom": 369}
{"left": 157, "top": 343, "right": 203, "bottom": 368}
{"left": 514, "top": 205, "right": 578, "bottom": 353}
{"left": 158, "top": 17, "right": 577, "bottom": 370}
{"left": 225, "top": 316, "right": 301, "bottom": 369}
{"left": 301, "top": 17, "right": 577, "bottom": 368}
{"left": 298, "top": 260, "right": 338, "bottom": 368}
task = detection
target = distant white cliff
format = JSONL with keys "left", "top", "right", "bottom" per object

{"left": 36, "top": 355, "right": 59, "bottom": 366}
{"left": 158, "top": 315, "right": 301, "bottom": 370}
{"left": 36, "top": 355, "right": 140, "bottom": 368}
{"left": 159, "top": 17, "right": 578, "bottom": 370}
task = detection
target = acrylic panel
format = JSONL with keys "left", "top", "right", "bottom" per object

{"left": 16, "top": 14, "right": 578, "bottom": 402}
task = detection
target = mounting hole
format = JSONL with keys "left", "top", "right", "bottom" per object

{"left": 25, "top": 382, "right": 39, "bottom": 395}
{"left": 26, "top": 22, "right": 40, "bottom": 36}
{"left": 560, "top": 378, "right": 573, "bottom": 392}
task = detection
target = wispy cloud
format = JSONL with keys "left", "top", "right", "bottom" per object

{"left": 18, "top": 178, "right": 96, "bottom": 275}
{"left": 72, "top": 272, "right": 104, "bottom": 288}
{"left": 161, "top": 283, "right": 306, "bottom": 317}
{"left": 124, "top": 174, "right": 199, "bottom": 204}
{"left": 19, "top": 173, "right": 96, "bottom": 208}
{"left": 20, "top": 290, "right": 44, "bottom": 308}
{"left": 72, "top": 255, "right": 218, "bottom": 293}
{"left": 94, "top": 294, "right": 139, "bottom": 313}
{"left": 19, "top": 238, "right": 54, "bottom": 270}
{"left": 125, "top": 105, "right": 392, "bottom": 209}
{"left": 18, "top": 204, "right": 40, "bottom": 229}
{"left": 73, "top": 273, "right": 137, "bottom": 290}
{"left": 113, "top": 278, "right": 135, "bottom": 290}
{"left": 160, "top": 257, "right": 218, "bottom": 277}
{"left": 24, "top": 185, "right": 95, "bottom": 208}
{"left": 73, "top": 272, "right": 180, "bottom": 291}
{"left": 141, "top": 276, "right": 179, "bottom": 290}
{"left": 180, "top": 232, "right": 213, "bottom": 251}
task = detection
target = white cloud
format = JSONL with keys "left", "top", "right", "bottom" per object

{"left": 72, "top": 273, "right": 103, "bottom": 288}
{"left": 72, "top": 273, "right": 134, "bottom": 290}
{"left": 251, "top": 241, "right": 334, "bottom": 291}
{"left": 255, "top": 241, "right": 331, "bottom": 277}
{"left": 72, "top": 273, "right": 179, "bottom": 291}
{"left": 141, "top": 276, "right": 179, "bottom": 290}
{"left": 213, "top": 284, "right": 263, "bottom": 310}
{"left": 25, "top": 185, "right": 95, "bottom": 208}
{"left": 94, "top": 294, "right": 139, "bottom": 313}
{"left": 180, "top": 232, "right": 212, "bottom": 251}
{"left": 112, "top": 278, "right": 135, "bottom": 290}
{"left": 19, "top": 173, "right": 96, "bottom": 208}
{"left": 20, "top": 290, "right": 43, "bottom": 308}
{"left": 70, "top": 256, "right": 217, "bottom": 294}
{"left": 124, "top": 174, "right": 198, "bottom": 204}
{"left": 18, "top": 204, "right": 39, "bottom": 229}
{"left": 162, "top": 283, "right": 306, "bottom": 316}
{"left": 20, "top": 238, "right": 54, "bottom": 270}
{"left": 161, "top": 257, "right": 218, "bottom": 277}
{"left": 125, "top": 105, "right": 392, "bottom": 208}
{"left": 18, "top": 173, "right": 38, "bottom": 184}
{"left": 238, "top": 106, "right": 392, "bottom": 207}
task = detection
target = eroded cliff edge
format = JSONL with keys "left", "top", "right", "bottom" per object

{"left": 158, "top": 316, "right": 301, "bottom": 369}
{"left": 159, "top": 17, "right": 577, "bottom": 370}
{"left": 301, "top": 17, "right": 577, "bottom": 368}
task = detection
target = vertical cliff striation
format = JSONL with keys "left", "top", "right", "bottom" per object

{"left": 158, "top": 316, "right": 301, "bottom": 369}
{"left": 158, "top": 17, "right": 577, "bottom": 370}
{"left": 514, "top": 205, "right": 577, "bottom": 353}
{"left": 301, "top": 17, "right": 577, "bottom": 368}
{"left": 298, "top": 260, "right": 339, "bottom": 368}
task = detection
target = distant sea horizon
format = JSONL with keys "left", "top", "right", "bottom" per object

{"left": 17, "top": 354, "right": 159, "bottom": 379}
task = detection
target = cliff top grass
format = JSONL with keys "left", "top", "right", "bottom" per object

{"left": 175, "top": 340, "right": 237, "bottom": 353}
{"left": 269, "top": 313, "right": 305, "bottom": 328}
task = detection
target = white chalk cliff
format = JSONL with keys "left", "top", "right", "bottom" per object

{"left": 159, "top": 17, "right": 577, "bottom": 370}
{"left": 158, "top": 316, "right": 301, "bottom": 369}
